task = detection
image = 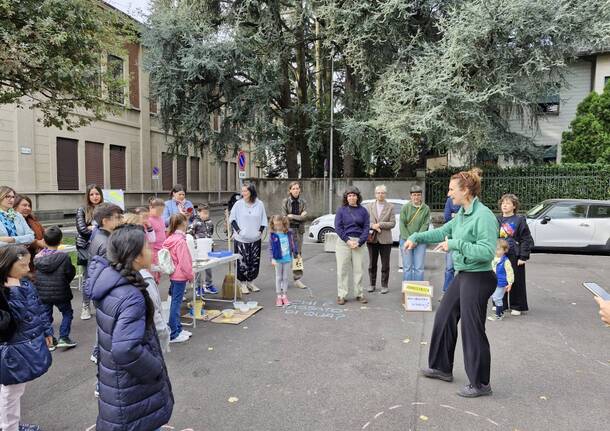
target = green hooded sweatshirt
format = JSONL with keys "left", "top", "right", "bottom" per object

{"left": 408, "top": 197, "right": 498, "bottom": 272}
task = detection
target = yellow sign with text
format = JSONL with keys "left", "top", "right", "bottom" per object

{"left": 402, "top": 282, "right": 433, "bottom": 297}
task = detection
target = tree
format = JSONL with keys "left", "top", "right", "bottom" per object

{"left": 0, "top": 0, "right": 136, "bottom": 130}
{"left": 367, "top": 0, "right": 610, "bottom": 168}
{"left": 562, "top": 82, "right": 610, "bottom": 163}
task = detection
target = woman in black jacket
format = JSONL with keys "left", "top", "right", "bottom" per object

{"left": 498, "top": 194, "right": 534, "bottom": 315}
{"left": 76, "top": 184, "right": 103, "bottom": 320}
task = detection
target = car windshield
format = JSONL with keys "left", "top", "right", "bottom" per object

{"left": 526, "top": 202, "right": 552, "bottom": 218}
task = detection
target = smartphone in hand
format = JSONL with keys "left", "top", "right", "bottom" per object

{"left": 582, "top": 282, "right": 610, "bottom": 301}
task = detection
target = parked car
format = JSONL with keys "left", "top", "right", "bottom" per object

{"left": 526, "top": 199, "right": 610, "bottom": 252}
{"left": 308, "top": 199, "right": 408, "bottom": 243}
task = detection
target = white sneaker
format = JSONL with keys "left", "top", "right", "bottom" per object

{"left": 487, "top": 315, "right": 503, "bottom": 321}
{"left": 90, "top": 354, "right": 98, "bottom": 364}
{"left": 294, "top": 280, "right": 307, "bottom": 289}
{"left": 492, "top": 306, "right": 496, "bottom": 311}
{"left": 247, "top": 282, "right": 260, "bottom": 292}
{"left": 510, "top": 310, "right": 522, "bottom": 316}
{"left": 81, "top": 306, "right": 92, "bottom": 320}
{"left": 240, "top": 282, "right": 250, "bottom": 295}
{"left": 170, "top": 332, "right": 189, "bottom": 343}
{"left": 180, "top": 330, "right": 192, "bottom": 338}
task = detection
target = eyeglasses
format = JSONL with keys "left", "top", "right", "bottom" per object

{"left": 3, "top": 195, "right": 15, "bottom": 200}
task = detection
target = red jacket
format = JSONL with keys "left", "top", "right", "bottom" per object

{"left": 162, "top": 231, "right": 193, "bottom": 282}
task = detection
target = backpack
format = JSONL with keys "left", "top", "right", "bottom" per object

{"left": 157, "top": 248, "right": 175, "bottom": 275}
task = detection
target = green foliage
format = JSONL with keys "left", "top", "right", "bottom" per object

{"left": 0, "top": 0, "right": 136, "bottom": 130}
{"left": 561, "top": 82, "right": 610, "bottom": 163}
{"left": 426, "top": 164, "right": 610, "bottom": 210}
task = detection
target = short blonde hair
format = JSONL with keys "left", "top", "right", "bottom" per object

{"left": 375, "top": 185, "right": 387, "bottom": 193}
{"left": 497, "top": 239, "right": 510, "bottom": 252}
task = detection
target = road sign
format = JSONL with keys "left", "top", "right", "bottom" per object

{"left": 238, "top": 151, "right": 246, "bottom": 171}
{"left": 152, "top": 166, "right": 160, "bottom": 175}
{"left": 239, "top": 171, "right": 247, "bottom": 179}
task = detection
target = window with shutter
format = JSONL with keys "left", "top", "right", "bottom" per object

{"left": 85, "top": 141, "right": 104, "bottom": 186}
{"left": 162, "top": 152, "right": 173, "bottom": 191}
{"left": 177, "top": 156, "right": 187, "bottom": 189}
{"left": 56, "top": 138, "right": 79, "bottom": 190}
{"left": 109, "top": 145, "right": 126, "bottom": 189}
{"left": 107, "top": 54, "right": 125, "bottom": 105}
{"left": 190, "top": 157, "right": 200, "bottom": 191}
{"left": 221, "top": 161, "right": 228, "bottom": 191}
{"left": 230, "top": 162, "right": 237, "bottom": 191}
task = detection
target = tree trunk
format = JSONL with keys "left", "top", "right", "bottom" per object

{"left": 295, "top": 0, "right": 311, "bottom": 177}
{"left": 342, "top": 63, "right": 357, "bottom": 177}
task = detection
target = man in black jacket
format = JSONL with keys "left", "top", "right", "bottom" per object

{"left": 33, "top": 226, "right": 77, "bottom": 349}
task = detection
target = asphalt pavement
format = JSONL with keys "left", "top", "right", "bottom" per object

{"left": 20, "top": 241, "right": 610, "bottom": 431}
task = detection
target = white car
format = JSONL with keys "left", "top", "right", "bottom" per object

{"left": 308, "top": 199, "right": 408, "bottom": 243}
{"left": 526, "top": 199, "right": 610, "bottom": 252}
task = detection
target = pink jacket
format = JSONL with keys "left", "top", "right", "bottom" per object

{"left": 149, "top": 215, "right": 167, "bottom": 264}
{"left": 162, "top": 231, "right": 193, "bottom": 282}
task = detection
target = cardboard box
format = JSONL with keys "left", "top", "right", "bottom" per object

{"left": 402, "top": 280, "right": 434, "bottom": 312}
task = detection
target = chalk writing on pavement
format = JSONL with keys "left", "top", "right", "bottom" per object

{"left": 284, "top": 299, "right": 347, "bottom": 321}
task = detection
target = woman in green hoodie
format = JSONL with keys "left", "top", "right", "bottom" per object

{"left": 405, "top": 168, "right": 498, "bottom": 398}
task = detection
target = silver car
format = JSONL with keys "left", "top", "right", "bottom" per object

{"left": 526, "top": 199, "right": 610, "bottom": 252}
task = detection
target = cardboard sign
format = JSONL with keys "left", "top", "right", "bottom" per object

{"left": 403, "top": 282, "right": 433, "bottom": 297}
{"left": 102, "top": 189, "right": 125, "bottom": 210}
{"left": 404, "top": 296, "right": 433, "bottom": 312}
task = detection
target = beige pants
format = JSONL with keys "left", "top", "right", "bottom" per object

{"left": 336, "top": 237, "right": 366, "bottom": 299}
{"left": 0, "top": 383, "right": 27, "bottom": 431}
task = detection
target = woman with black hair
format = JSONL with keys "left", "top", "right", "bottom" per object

{"left": 87, "top": 225, "right": 174, "bottom": 430}
{"left": 334, "top": 186, "right": 370, "bottom": 305}
{"left": 14, "top": 194, "right": 45, "bottom": 263}
{"left": 229, "top": 183, "right": 268, "bottom": 294}
{"left": 76, "top": 184, "right": 104, "bottom": 320}
{"left": 163, "top": 184, "right": 194, "bottom": 226}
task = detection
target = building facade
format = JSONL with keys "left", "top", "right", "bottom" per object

{"left": 0, "top": 38, "right": 260, "bottom": 219}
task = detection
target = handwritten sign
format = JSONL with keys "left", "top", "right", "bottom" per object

{"left": 284, "top": 299, "right": 346, "bottom": 321}
{"left": 403, "top": 283, "right": 433, "bottom": 297}
{"left": 102, "top": 189, "right": 125, "bottom": 210}
{"left": 404, "top": 296, "right": 432, "bottom": 312}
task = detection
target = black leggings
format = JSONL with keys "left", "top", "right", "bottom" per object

{"left": 428, "top": 271, "right": 496, "bottom": 387}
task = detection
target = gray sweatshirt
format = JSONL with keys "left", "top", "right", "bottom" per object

{"left": 229, "top": 198, "right": 268, "bottom": 243}
{"left": 140, "top": 269, "right": 171, "bottom": 353}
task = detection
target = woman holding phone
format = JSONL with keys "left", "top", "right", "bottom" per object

{"left": 163, "top": 184, "right": 194, "bottom": 226}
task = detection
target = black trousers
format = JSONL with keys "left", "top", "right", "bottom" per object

{"left": 503, "top": 254, "right": 529, "bottom": 311}
{"left": 428, "top": 271, "right": 496, "bottom": 387}
{"left": 233, "top": 239, "right": 262, "bottom": 282}
{"left": 367, "top": 243, "right": 392, "bottom": 287}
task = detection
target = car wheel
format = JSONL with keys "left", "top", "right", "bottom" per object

{"left": 318, "top": 227, "right": 335, "bottom": 243}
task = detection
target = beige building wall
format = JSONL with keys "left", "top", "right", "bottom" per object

{"left": 0, "top": 43, "right": 260, "bottom": 217}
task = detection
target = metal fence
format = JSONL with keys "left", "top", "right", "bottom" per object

{"left": 425, "top": 165, "right": 610, "bottom": 211}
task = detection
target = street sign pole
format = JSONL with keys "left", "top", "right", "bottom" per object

{"left": 238, "top": 151, "right": 247, "bottom": 190}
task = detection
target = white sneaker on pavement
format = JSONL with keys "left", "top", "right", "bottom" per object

{"left": 81, "top": 306, "right": 92, "bottom": 320}
{"left": 294, "top": 280, "right": 307, "bottom": 289}
{"left": 170, "top": 332, "right": 190, "bottom": 343}
{"left": 247, "top": 282, "right": 260, "bottom": 292}
{"left": 181, "top": 330, "right": 192, "bottom": 338}
{"left": 510, "top": 310, "right": 522, "bottom": 316}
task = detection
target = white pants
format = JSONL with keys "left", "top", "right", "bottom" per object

{"left": 0, "top": 383, "right": 27, "bottom": 431}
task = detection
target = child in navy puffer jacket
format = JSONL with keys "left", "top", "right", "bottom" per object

{"left": 0, "top": 245, "right": 53, "bottom": 431}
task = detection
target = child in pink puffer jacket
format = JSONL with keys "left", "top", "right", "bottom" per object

{"left": 162, "top": 214, "right": 194, "bottom": 344}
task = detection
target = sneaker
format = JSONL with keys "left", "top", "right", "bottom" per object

{"left": 170, "top": 332, "right": 190, "bottom": 343}
{"left": 48, "top": 337, "right": 58, "bottom": 352}
{"left": 380, "top": 287, "right": 389, "bottom": 294}
{"left": 438, "top": 294, "right": 444, "bottom": 302}
{"left": 457, "top": 383, "right": 493, "bottom": 398}
{"left": 294, "top": 279, "right": 307, "bottom": 289}
{"left": 90, "top": 354, "right": 98, "bottom": 364}
{"left": 421, "top": 367, "right": 454, "bottom": 382}
{"left": 195, "top": 286, "right": 204, "bottom": 297}
{"left": 356, "top": 296, "right": 368, "bottom": 304}
{"left": 487, "top": 315, "right": 503, "bottom": 321}
{"left": 180, "top": 330, "right": 192, "bottom": 338}
{"left": 281, "top": 294, "right": 291, "bottom": 306}
{"left": 492, "top": 306, "right": 496, "bottom": 311}
{"left": 247, "top": 282, "right": 260, "bottom": 292}
{"left": 19, "top": 423, "right": 42, "bottom": 431}
{"left": 511, "top": 310, "right": 522, "bottom": 316}
{"left": 80, "top": 305, "right": 92, "bottom": 320}
{"left": 276, "top": 296, "right": 283, "bottom": 307}
{"left": 57, "top": 337, "right": 77, "bottom": 349}
{"left": 203, "top": 285, "right": 219, "bottom": 294}
{"left": 367, "top": 286, "right": 376, "bottom": 293}
{"left": 337, "top": 297, "right": 346, "bottom": 305}
{"left": 240, "top": 282, "right": 250, "bottom": 295}
{"left": 94, "top": 382, "right": 99, "bottom": 398}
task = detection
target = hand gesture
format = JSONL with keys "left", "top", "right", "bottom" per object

{"left": 506, "top": 284, "right": 513, "bottom": 293}
{"left": 433, "top": 237, "right": 449, "bottom": 252}
{"left": 517, "top": 259, "right": 526, "bottom": 266}
{"left": 594, "top": 296, "right": 610, "bottom": 325}
{"left": 45, "top": 336, "right": 54, "bottom": 349}
{"left": 404, "top": 240, "right": 417, "bottom": 250}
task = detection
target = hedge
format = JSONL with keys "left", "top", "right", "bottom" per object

{"left": 425, "top": 164, "right": 610, "bottom": 211}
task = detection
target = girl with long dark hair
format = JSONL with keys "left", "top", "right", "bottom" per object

{"left": 87, "top": 224, "right": 174, "bottom": 430}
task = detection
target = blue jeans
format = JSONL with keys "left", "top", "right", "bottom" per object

{"left": 168, "top": 280, "right": 187, "bottom": 339}
{"left": 400, "top": 240, "right": 426, "bottom": 281}
{"left": 491, "top": 286, "right": 506, "bottom": 307}
{"left": 443, "top": 251, "right": 455, "bottom": 293}
{"left": 42, "top": 302, "right": 73, "bottom": 338}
